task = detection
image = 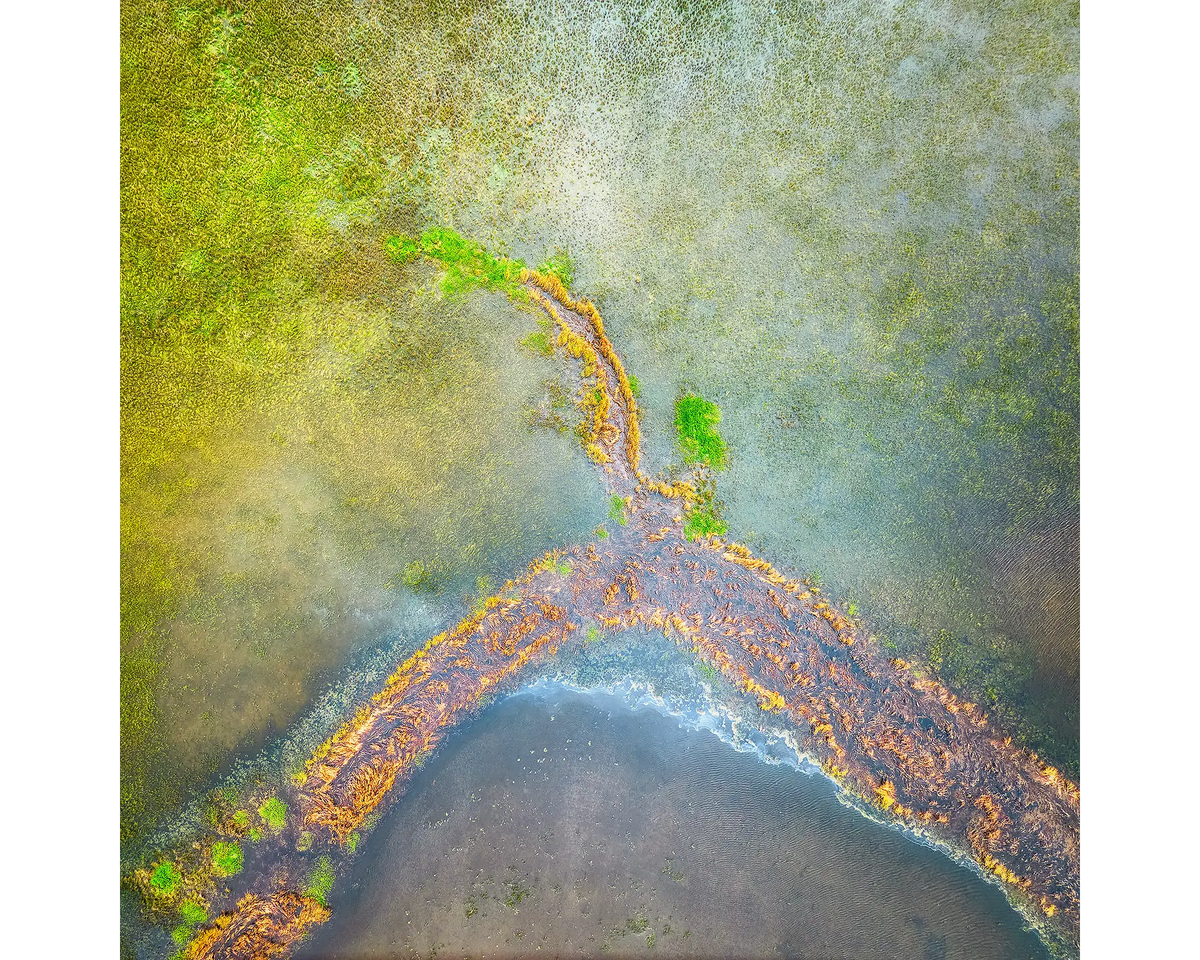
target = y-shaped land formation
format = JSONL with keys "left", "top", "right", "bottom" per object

{"left": 168, "top": 266, "right": 1079, "bottom": 959}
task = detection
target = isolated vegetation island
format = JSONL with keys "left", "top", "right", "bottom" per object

{"left": 126, "top": 229, "right": 1080, "bottom": 960}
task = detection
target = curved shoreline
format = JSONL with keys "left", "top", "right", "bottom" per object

{"left": 127, "top": 241, "right": 1079, "bottom": 959}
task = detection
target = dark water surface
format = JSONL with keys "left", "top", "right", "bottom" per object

{"left": 297, "top": 689, "right": 1048, "bottom": 960}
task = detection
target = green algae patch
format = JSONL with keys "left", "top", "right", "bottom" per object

{"left": 608, "top": 495, "right": 628, "bottom": 525}
{"left": 674, "top": 394, "right": 727, "bottom": 470}
{"left": 305, "top": 856, "right": 336, "bottom": 906}
{"left": 258, "top": 796, "right": 288, "bottom": 831}
{"left": 178, "top": 901, "right": 208, "bottom": 925}
{"left": 211, "top": 842, "right": 244, "bottom": 877}
{"left": 150, "top": 861, "right": 182, "bottom": 897}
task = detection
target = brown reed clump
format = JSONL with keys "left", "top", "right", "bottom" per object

{"left": 185, "top": 891, "right": 330, "bottom": 960}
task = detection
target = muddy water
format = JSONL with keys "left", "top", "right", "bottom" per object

{"left": 297, "top": 689, "right": 1048, "bottom": 960}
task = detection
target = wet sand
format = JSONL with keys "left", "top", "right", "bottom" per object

{"left": 297, "top": 689, "right": 1048, "bottom": 960}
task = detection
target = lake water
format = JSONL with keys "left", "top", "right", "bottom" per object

{"left": 297, "top": 687, "right": 1048, "bottom": 960}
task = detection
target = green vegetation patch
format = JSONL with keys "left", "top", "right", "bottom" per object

{"left": 210, "top": 841, "right": 244, "bottom": 877}
{"left": 386, "top": 227, "right": 527, "bottom": 300}
{"left": 258, "top": 796, "right": 288, "bottom": 831}
{"left": 149, "top": 861, "right": 182, "bottom": 897}
{"left": 536, "top": 248, "right": 575, "bottom": 288}
{"left": 519, "top": 330, "right": 553, "bottom": 357}
{"left": 674, "top": 394, "right": 727, "bottom": 469}
{"left": 683, "top": 500, "right": 728, "bottom": 541}
{"left": 178, "top": 901, "right": 208, "bottom": 925}
{"left": 305, "top": 855, "right": 336, "bottom": 906}
{"left": 608, "top": 495, "right": 628, "bottom": 525}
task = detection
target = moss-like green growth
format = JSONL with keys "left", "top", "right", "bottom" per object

{"left": 171, "top": 925, "right": 193, "bottom": 947}
{"left": 608, "top": 495, "right": 628, "bottom": 526}
{"left": 585, "top": 625, "right": 602, "bottom": 644}
{"left": 259, "top": 796, "right": 287, "bottom": 831}
{"left": 249, "top": 827, "right": 263, "bottom": 843}
{"left": 305, "top": 855, "right": 336, "bottom": 906}
{"left": 627, "top": 375, "right": 642, "bottom": 399}
{"left": 683, "top": 502, "right": 728, "bottom": 541}
{"left": 149, "top": 862, "right": 182, "bottom": 897}
{"left": 346, "top": 832, "right": 359, "bottom": 853}
{"left": 401, "top": 559, "right": 445, "bottom": 593}
{"left": 231, "top": 809, "right": 249, "bottom": 830}
{"left": 683, "top": 479, "right": 728, "bottom": 542}
{"left": 519, "top": 330, "right": 554, "bottom": 357}
{"left": 178, "top": 901, "right": 208, "bottom": 925}
{"left": 674, "top": 394, "right": 727, "bottom": 469}
{"left": 385, "top": 227, "right": 527, "bottom": 300}
{"left": 595, "top": 525, "right": 609, "bottom": 539}
{"left": 537, "top": 249, "right": 575, "bottom": 288}
{"left": 210, "top": 841, "right": 244, "bottom": 877}
{"left": 556, "top": 560, "right": 573, "bottom": 575}
{"left": 696, "top": 661, "right": 719, "bottom": 682}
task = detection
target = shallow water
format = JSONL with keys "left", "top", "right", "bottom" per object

{"left": 121, "top": 0, "right": 1079, "bottom": 950}
{"left": 297, "top": 688, "right": 1049, "bottom": 960}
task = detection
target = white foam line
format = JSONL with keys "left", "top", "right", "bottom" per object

{"left": 512, "top": 673, "right": 1058, "bottom": 951}
{"left": 517, "top": 674, "right": 823, "bottom": 775}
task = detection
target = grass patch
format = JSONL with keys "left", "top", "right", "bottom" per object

{"left": 537, "top": 248, "right": 575, "bottom": 288}
{"left": 628, "top": 374, "right": 642, "bottom": 399}
{"left": 683, "top": 501, "right": 728, "bottom": 541}
{"left": 210, "top": 841, "right": 243, "bottom": 877}
{"left": 149, "top": 862, "right": 182, "bottom": 897}
{"left": 519, "top": 330, "right": 554, "bottom": 357}
{"left": 674, "top": 393, "right": 727, "bottom": 469}
{"left": 306, "top": 856, "right": 336, "bottom": 906}
{"left": 608, "top": 495, "right": 628, "bottom": 525}
{"left": 259, "top": 796, "right": 288, "bottom": 831}
{"left": 385, "top": 227, "right": 527, "bottom": 300}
